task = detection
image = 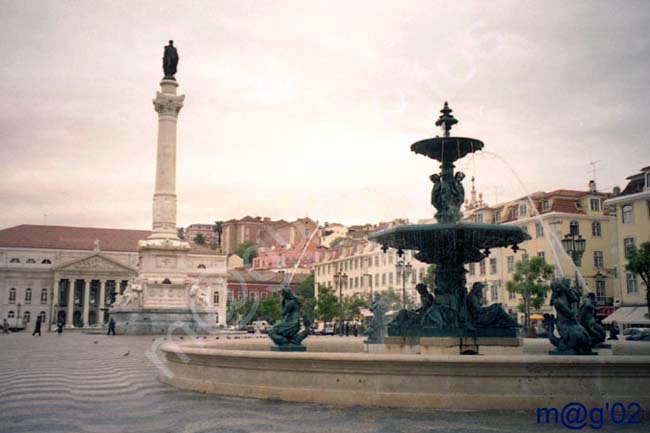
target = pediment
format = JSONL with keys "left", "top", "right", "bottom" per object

{"left": 54, "top": 253, "right": 137, "bottom": 273}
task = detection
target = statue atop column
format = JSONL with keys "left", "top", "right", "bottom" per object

{"left": 163, "top": 40, "right": 179, "bottom": 80}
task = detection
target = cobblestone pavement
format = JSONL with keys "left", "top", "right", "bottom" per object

{"left": 0, "top": 332, "right": 647, "bottom": 433}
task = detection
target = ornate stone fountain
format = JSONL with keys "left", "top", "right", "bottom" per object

{"left": 369, "top": 103, "right": 529, "bottom": 349}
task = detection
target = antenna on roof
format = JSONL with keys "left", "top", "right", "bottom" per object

{"left": 588, "top": 160, "right": 600, "bottom": 186}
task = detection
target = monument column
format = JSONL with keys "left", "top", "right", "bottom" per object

{"left": 67, "top": 279, "right": 75, "bottom": 327}
{"left": 83, "top": 279, "right": 91, "bottom": 327}
{"left": 149, "top": 80, "right": 185, "bottom": 240}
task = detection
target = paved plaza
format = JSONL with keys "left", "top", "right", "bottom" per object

{"left": 0, "top": 332, "right": 647, "bottom": 433}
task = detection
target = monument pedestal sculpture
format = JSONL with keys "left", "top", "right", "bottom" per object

{"left": 110, "top": 42, "right": 227, "bottom": 334}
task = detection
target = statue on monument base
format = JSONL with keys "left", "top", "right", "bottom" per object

{"left": 269, "top": 286, "right": 311, "bottom": 351}
{"left": 114, "top": 278, "right": 143, "bottom": 308}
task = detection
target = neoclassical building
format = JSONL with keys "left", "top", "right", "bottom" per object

{"left": 0, "top": 224, "right": 226, "bottom": 330}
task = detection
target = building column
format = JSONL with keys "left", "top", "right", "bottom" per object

{"left": 98, "top": 280, "right": 106, "bottom": 325}
{"left": 67, "top": 279, "right": 75, "bottom": 327}
{"left": 49, "top": 276, "right": 60, "bottom": 332}
{"left": 83, "top": 279, "right": 91, "bottom": 328}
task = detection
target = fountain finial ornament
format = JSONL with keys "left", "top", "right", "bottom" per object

{"left": 163, "top": 40, "right": 179, "bottom": 80}
{"left": 434, "top": 101, "right": 458, "bottom": 137}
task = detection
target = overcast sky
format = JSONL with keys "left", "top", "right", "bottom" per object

{"left": 1, "top": 0, "right": 648, "bottom": 230}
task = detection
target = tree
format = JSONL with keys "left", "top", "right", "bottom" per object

{"left": 256, "top": 295, "right": 281, "bottom": 324}
{"left": 301, "top": 297, "right": 317, "bottom": 320}
{"left": 213, "top": 221, "right": 224, "bottom": 251}
{"left": 626, "top": 241, "right": 650, "bottom": 322}
{"left": 506, "top": 256, "right": 554, "bottom": 327}
{"left": 297, "top": 274, "right": 315, "bottom": 299}
{"left": 344, "top": 297, "right": 368, "bottom": 319}
{"left": 227, "top": 299, "right": 257, "bottom": 326}
{"left": 422, "top": 264, "right": 437, "bottom": 292}
{"left": 316, "top": 286, "right": 339, "bottom": 322}
{"left": 381, "top": 287, "right": 402, "bottom": 311}
{"left": 193, "top": 233, "right": 206, "bottom": 245}
{"left": 235, "top": 241, "right": 258, "bottom": 267}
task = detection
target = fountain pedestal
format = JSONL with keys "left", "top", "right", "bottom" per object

{"left": 384, "top": 336, "right": 523, "bottom": 355}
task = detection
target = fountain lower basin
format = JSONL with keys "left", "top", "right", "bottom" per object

{"left": 159, "top": 337, "right": 650, "bottom": 410}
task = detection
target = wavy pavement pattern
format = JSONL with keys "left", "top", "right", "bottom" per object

{"left": 1, "top": 333, "right": 648, "bottom": 433}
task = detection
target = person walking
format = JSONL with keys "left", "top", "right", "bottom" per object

{"left": 344, "top": 322, "right": 350, "bottom": 337}
{"left": 2, "top": 319, "right": 9, "bottom": 334}
{"left": 353, "top": 323, "right": 358, "bottom": 337}
{"left": 608, "top": 321, "right": 620, "bottom": 340}
{"left": 56, "top": 317, "right": 64, "bottom": 334}
{"left": 107, "top": 317, "right": 116, "bottom": 336}
{"left": 32, "top": 315, "right": 42, "bottom": 336}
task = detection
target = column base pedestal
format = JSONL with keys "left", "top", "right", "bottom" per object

{"left": 110, "top": 308, "right": 217, "bottom": 335}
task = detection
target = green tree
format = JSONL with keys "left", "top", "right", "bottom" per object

{"left": 213, "top": 221, "right": 224, "bottom": 251}
{"left": 381, "top": 287, "right": 402, "bottom": 311}
{"left": 256, "top": 294, "right": 281, "bottom": 323}
{"left": 301, "top": 297, "right": 317, "bottom": 320}
{"left": 235, "top": 241, "right": 258, "bottom": 267}
{"left": 506, "top": 256, "right": 554, "bottom": 327}
{"left": 625, "top": 241, "right": 650, "bottom": 322}
{"left": 422, "top": 264, "right": 437, "bottom": 291}
{"left": 297, "top": 274, "right": 315, "bottom": 299}
{"left": 227, "top": 298, "right": 256, "bottom": 326}
{"left": 316, "top": 286, "right": 339, "bottom": 322}
{"left": 344, "top": 297, "right": 368, "bottom": 319}
{"left": 193, "top": 233, "right": 206, "bottom": 245}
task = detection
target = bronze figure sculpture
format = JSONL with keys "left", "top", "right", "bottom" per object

{"left": 269, "top": 286, "right": 310, "bottom": 351}
{"left": 163, "top": 40, "right": 179, "bottom": 80}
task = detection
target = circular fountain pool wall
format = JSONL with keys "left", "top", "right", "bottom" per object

{"left": 159, "top": 337, "right": 650, "bottom": 410}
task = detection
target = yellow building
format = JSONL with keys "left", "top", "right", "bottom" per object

{"left": 602, "top": 165, "right": 650, "bottom": 328}
{"left": 464, "top": 181, "right": 614, "bottom": 322}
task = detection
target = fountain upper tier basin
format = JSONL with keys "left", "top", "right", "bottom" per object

{"left": 411, "top": 136, "right": 483, "bottom": 162}
{"left": 369, "top": 223, "right": 531, "bottom": 264}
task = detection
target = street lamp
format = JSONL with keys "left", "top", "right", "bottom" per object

{"left": 16, "top": 303, "right": 22, "bottom": 329}
{"left": 561, "top": 230, "right": 586, "bottom": 292}
{"left": 334, "top": 271, "right": 348, "bottom": 336}
{"left": 395, "top": 260, "right": 413, "bottom": 309}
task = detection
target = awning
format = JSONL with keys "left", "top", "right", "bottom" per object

{"left": 602, "top": 306, "right": 650, "bottom": 325}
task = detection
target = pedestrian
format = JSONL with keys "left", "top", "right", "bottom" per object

{"left": 107, "top": 317, "right": 116, "bottom": 336}
{"left": 56, "top": 317, "right": 64, "bottom": 334}
{"left": 344, "top": 322, "right": 350, "bottom": 336}
{"left": 32, "top": 315, "right": 42, "bottom": 336}
{"left": 353, "top": 323, "right": 358, "bottom": 337}
{"left": 608, "top": 321, "right": 620, "bottom": 340}
{"left": 2, "top": 319, "right": 9, "bottom": 334}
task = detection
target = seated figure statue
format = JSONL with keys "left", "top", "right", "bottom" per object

{"left": 364, "top": 293, "right": 388, "bottom": 343}
{"left": 466, "top": 282, "right": 518, "bottom": 328}
{"left": 389, "top": 284, "right": 446, "bottom": 335}
{"left": 543, "top": 279, "right": 593, "bottom": 354}
{"left": 268, "top": 286, "right": 310, "bottom": 350}
{"left": 578, "top": 293, "right": 606, "bottom": 346}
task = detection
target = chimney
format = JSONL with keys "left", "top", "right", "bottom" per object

{"left": 588, "top": 180, "right": 597, "bottom": 193}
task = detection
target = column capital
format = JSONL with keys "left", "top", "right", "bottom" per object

{"left": 153, "top": 92, "right": 184, "bottom": 116}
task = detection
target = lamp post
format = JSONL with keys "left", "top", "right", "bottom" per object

{"left": 334, "top": 271, "right": 348, "bottom": 336}
{"left": 395, "top": 260, "right": 413, "bottom": 309}
{"left": 561, "top": 230, "right": 586, "bottom": 292}
{"left": 16, "top": 303, "right": 22, "bottom": 329}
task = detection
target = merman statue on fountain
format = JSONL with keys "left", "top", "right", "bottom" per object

{"left": 269, "top": 286, "right": 311, "bottom": 351}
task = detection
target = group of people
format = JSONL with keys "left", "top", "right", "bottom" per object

{"left": 333, "top": 322, "right": 361, "bottom": 337}
{"left": 1, "top": 316, "right": 117, "bottom": 336}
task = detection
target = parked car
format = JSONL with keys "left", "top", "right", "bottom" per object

{"left": 314, "top": 322, "right": 335, "bottom": 336}
{"left": 246, "top": 320, "right": 271, "bottom": 334}
{"left": 623, "top": 328, "right": 650, "bottom": 341}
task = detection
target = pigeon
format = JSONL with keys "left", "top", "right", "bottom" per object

{"left": 123, "top": 351, "right": 130, "bottom": 357}
{"left": 94, "top": 341, "right": 98, "bottom": 344}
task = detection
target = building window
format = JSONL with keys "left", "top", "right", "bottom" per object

{"left": 537, "top": 251, "right": 545, "bottom": 260}
{"left": 569, "top": 220, "right": 580, "bottom": 236}
{"left": 382, "top": 273, "right": 386, "bottom": 286}
{"left": 490, "top": 258, "right": 497, "bottom": 275}
{"left": 590, "top": 198, "right": 600, "bottom": 211}
{"left": 624, "top": 238, "right": 635, "bottom": 258}
{"left": 25, "top": 288, "right": 32, "bottom": 304}
{"left": 238, "top": 291, "right": 246, "bottom": 300}
{"left": 591, "top": 222, "right": 601, "bottom": 237}
{"left": 495, "top": 209, "right": 502, "bottom": 222}
{"left": 490, "top": 285, "right": 498, "bottom": 302}
{"left": 507, "top": 256, "right": 514, "bottom": 272}
{"left": 8, "top": 311, "right": 15, "bottom": 319}
{"left": 469, "top": 263, "right": 475, "bottom": 276}
{"left": 542, "top": 200, "right": 550, "bottom": 211}
{"left": 40, "top": 289, "right": 48, "bottom": 304}
{"left": 593, "top": 251, "right": 604, "bottom": 268}
{"left": 41, "top": 259, "right": 52, "bottom": 264}
{"left": 595, "top": 280, "right": 606, "bottom": 304}
{"left": 535, "top": 222, "right": 544, "bottom": 238}
{"left": 519, "top": 202, "right": 528, "bottom": 216}
{"left": 374, "top": 256, "right": 379, "bottom": 266}
{"left": 375, "top": 274, "right": 379, "bottom": 287}
{"left": 26, "top": 258, "right": 36, "bottom": 264}
{"left": 250, "top": 292, "right": 257, "bottom": 301}
{"left": 512, "top": 207, "right": 519, "bottom": 219}
{"left": 39, "top": 311, "right": 46, "bottom": 322}
{"left": 9, "top": 258, "right": 20, "bottom": 263}
{"left": 475, "top": 213, "right": 484, "bottom": 224}
{"left": 9, "top": 288, "right": 16, "bottom": 303}
{"left": 213, "top": 291, "right": 220, "bottom": 305}
{"left": 479, "top": 259, "right": 486, "bottom": 276}
{"left": 24, "top": 311, "right": 30, "bottom": 324}
{"left": 622, "top": 205, "right": 633, "bottom": 224}
{"left": 626, "top": 272, "right": 638, "bottom": 294}
{"left": 197, "top": 264, "right": 206, "bottom": 269}
{"left": 227, "top": 292, "right": 233, "bottom": 303}
{"left": 508, "top": 289, "right": 516, "bottom": 300}
{"left": 389, "top": 273, "right": 394, "bottom": 286}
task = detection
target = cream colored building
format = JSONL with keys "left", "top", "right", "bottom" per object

{"left": 0, "top": 224, "right": 227, "bottom": 329}
{"left": 602, "top": 165, "right": 650, "bottom": 327}
{"left": 313, "top": 238, "right": 430, "bottom": 303}
{"left": 464, "top": 182, "right": 614, "bottom": 321}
